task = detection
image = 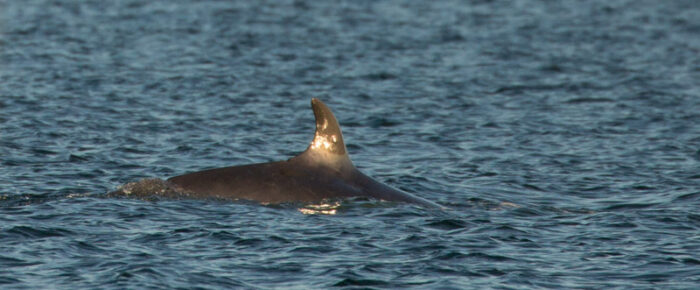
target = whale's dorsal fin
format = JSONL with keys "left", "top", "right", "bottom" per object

{"left": 308, "top": 98, "right": 346, "bottom": 155}
{"left": 294, "top": 98, "right": 353, "bottom": 169}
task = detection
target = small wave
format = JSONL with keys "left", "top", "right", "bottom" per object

{"left": 564, "top": 97, "right": 615, "bottom": 104}
{"left": 3, "top": 225, "right": 74, "bottom": 239}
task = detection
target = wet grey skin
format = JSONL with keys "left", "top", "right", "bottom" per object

{"left": 167, "top": 98, "right": 441, "bottom": 208}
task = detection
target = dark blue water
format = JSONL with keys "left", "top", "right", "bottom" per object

{"left": 2, "top": 0, "right": 699, "bottom": 288}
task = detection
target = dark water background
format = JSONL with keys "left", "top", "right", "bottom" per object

{"left": 1, "top": 0, "right": 699, "bottom": 288}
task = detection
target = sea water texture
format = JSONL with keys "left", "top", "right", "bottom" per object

{"left": 1, "top": 0, "right": 699, "bottom": 289}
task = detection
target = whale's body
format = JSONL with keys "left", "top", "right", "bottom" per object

{"left": 166, "top": 98, "right": 439, "bottom": 208}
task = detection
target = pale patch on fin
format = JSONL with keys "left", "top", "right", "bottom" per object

{"left": 294, "top": 98, "right": 353, "bottom": 170}
{"left": 308, "top": 98, "right": 347, "bottom": 155}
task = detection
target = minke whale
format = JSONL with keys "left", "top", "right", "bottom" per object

{"left": 113, "top": 98, "right": 440, "bottom": 208}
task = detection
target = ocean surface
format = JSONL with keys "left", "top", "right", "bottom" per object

{"left": 1, "top": 0, "right": 699, "bottom": 288}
